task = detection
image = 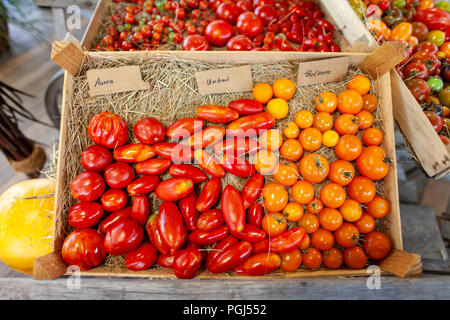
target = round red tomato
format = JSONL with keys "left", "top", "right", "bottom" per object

{"left": 125, "top": 242, "right": 158, "bottom": 271}
{"left": 236, "top": 12, "right": 264, "bottom": 37}
{"left": 254, "top": 5, "right": 277, "bottom": 26}
{"left": 104, "top": 218, "right": 144, "bottom": 256}
{"left": 133, "top": 117, "right": 166, "bottom": 145}
{"left": 205, "top": 20, "right": 236, "bottom": 47}
{"left": 101, "top": 188, "right": 128, "bottom": 212}
{"left": 104, "top": 162, "right": 135, "bottom": 189}
{"left": 402, "top": 62, "right": 429, "bottom": 80}
{"left": 88, "top": 112, "right": 128, "bottom": 149}
{"left": 182, "top": 35, "right": 210, "bottom": 51}
{"left": 362, "top": 231, "right": 392, "bottom": 260}
{"left": 81, "top": 145, "right": 112, "bottom": 172}
{"left": 405, "top": 78, "right": 430, "bottom": 102}
{"left": 237, "top": 0, "right": 252, "bottom": 11}
{"left": 68, "top": 202, "right": 104, "bottom": 229}
{"left": 410, "top": 51, "right": 441, "bottom": 74}
{"left": 424, "top": 111, "right": 444, "bottom": 133}
{"left": 414, "top": 41, "right": 439, "bottom": 54}
{"left": 62, "top": 229, "right": 106, "bottom": 270}
{"left": 70, "top": 171, "right": 105, "bottom": 202}
{"left": 216, "top": 2, "right": 243, "bottom": 24}
{"left": 227, "top": 35, "right": 254, "bottom": 50}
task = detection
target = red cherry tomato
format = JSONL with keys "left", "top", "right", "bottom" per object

{"left": 182, "top": 34, "right": 210, "bottom": 50}
{"left": 226, "top": 34, "right": 254, "bottom": 50}
{"left": 234, "top": 252, "right": 281, "bottom": 276}
{"left": 81, "top": 145, "right": 112, "bottom": 172}
{"left": 424, "top": 111, "right": 444, "bottom": 133}
{"left": 127, "top": 176, "right": 160, "bottom": 196}
{"left": 205, "top": 20, "right": 236, "bottom": 47}
{"left": 241, "top": 173, "right": 264, "bottom": 209}
{"left": 68, "top": 202, "right": 104, "bottom": 229}
{"left": 99, "top": 207, "right": 131, "bottom": 234}
{"left": 221, "top": 185, "right": 246, "bottom": 234}
{"left": 247, "top": 202, "right": 263, "bottom": 227}
{"left": 62, "top": 229, "right": 106, "bottom": 270}
{"left": 196, "top": 209, "right": 224, "bottom": 232}
{"left": 135, "top": 158, "right": 171, "bottom": 175}
{"left": 101, "top": 188, "right": 128, "bottom": 212}
{"left": 173, "top": 247, "right": 203, "bottom": 279}
{"left": 104, "top": 219, "right": 144, "bottom": 256}
{"left": 125, "top": 242, "right": 158, "bottom": 271}
{"left": 157, "top": 202, "right": 187, "bottom": 254}
{"left": 166, "top": 118, "right": 204, "bottom": 139}
{"left": 133, "top": 117, "right": 166, "bottom": 145}
{"left": 155, "top": 178, "right": 194, "bottom": 201}
{"left": 179, "top": 191, "right": 199, "bottom": 231}
{"left": 70, "top": 171, "right": 106, "bottom": 202}
{"left": 254, "top": 4, "right": 277, "bottom": 26}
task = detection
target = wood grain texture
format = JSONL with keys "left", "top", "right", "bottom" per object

{"left": 379, "top": 249, "right": 422, "bottom": 278}
{"left": 360, "top": 42, "right": 405, "bottom": 79}
{"left": 51, "top": 41, "right": 85, "bottom": 76}
{"left": 33, "top": 252, "right": 67, "bottom": 280}
{"left": 81, "top": 0, "right": 107, "bottom": 50}
{"left": 33, "top": 0, "right": 98, "bottom": 8}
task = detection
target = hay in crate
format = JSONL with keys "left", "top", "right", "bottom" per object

{"left": 62, "top": 53, "right": 388, "bottom": 269}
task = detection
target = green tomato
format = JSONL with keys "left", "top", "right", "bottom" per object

{"left": 124, "top": 23, "right": 132, "bottom": 31}
{"left": 438, "top": 86, "right": 450, "bottom": 108}
{"left": 349, "top": 0, "right": 367, "bottom": 19}
{"left": 393, "top": 0, "right": 406, "bottom": 9}
{"left": 427, "top": 30, "right": 446, "bottom": 47}
{"left": 168, "top": 31, "right": 175, "bottom": 42}
{"left": 435, "top": 1, "right": 450, "bottom": 11}
{"left": 427, "top": 77, "right": 444, "bottom": 93}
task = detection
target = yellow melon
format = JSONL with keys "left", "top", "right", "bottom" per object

{"left": 0, "top": 178, "right": 55, "bottom": 274}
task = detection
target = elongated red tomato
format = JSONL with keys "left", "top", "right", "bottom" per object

{"left": 70, "top": 171, "right": 106, "bottom": 202}
{"left": 135, "top": 158, "right": 171, "bottom": 175}
{"left": 173, "top": 247, "right": 203, "bottom": 279}
{"left": 131, "top": 195, "right": 150, "bottom": 225}
{"left": 228, "top": 99, "right": 264, "bottom": 115}
{"left": 220, "top": 153, "right": 255, "bottom": 178}
{"left": 104, "top": 219, "right": 144, "bottom": 256}
{"left": 221, "top": 185, "right": 246, "bottom": 234}
{"left": 179, "top": 191, "right": 199, "bottom": 231}
{"left": 155, "top": 178, "right": 194, "bottom": 201}
{"left": 252, "top": 238, "right": 269, "bottom": 254}
{"left": 153, "top": 142, "right": 193, "bottom": 163}
{"left": 68, "top": 202, "right": 104, "bottom": 229}
{"left": 99, "top": 207, "right": 131, "bottom": 234}
{"left": 145, "top": 214, "right": 170, "bottom": 254}
{"left": 113, "top": 143, "right": 156, "bottom": 163}
{"left": 234, "top": 252, "right": 281, "bottom": 276}
{"left": 232, "top": 224, "right": 266, "bottom": 242}
{"left": 214, "top": 137, "right": 260, "bottom": 156}
{"left": 194, "top": 149, "right": 226, "bottom": 177}
{"left": 187, "top": 126, "right": 226, "bottom": 149}
{"left": 88, "top": 112, "right": 128, "bottom": 149}
{"left": 196, "top": 209, "right": 224, "bottom": 232}
{"left": 125, "top": 242, "right": 158, "bottom": 271}
{"left": 188, "top": 225, "right": 229, "bottom": 245}
{"left": 196, "top": 105, "right": 239, "bottom": 123}
{"left": 157, "top": 253, "right": 174, "bottom": 269}
{"left": 168, "top": 163, "right": 208, "bottom": 184}
{"left": 157, "top": 202, "right": 187, "bottom": 254}
{"left": 205, "top": 236, "right": 239, "bottom": 268}
{"left": 133, "top": 117, "right": 166, "bottom": 145}
{"left": 247, "top": 202, "right": 263, "bottom": 227}
{"left": 227, "top": 112, "right": 275, "bottom": 136}
{"left": 241, "top": 173, "right": 264, "bottom": 209}
{"left": 127, "top": 176, "right": 160, "bottom": 196}
{"left": 269, "top": 227, "right": 306, "bottom": 253}
{"left": 196, "top": 177, "right": 222, "bottom": 212}
{"left": 207, "top": 241, "right": 253, "bottom": 273}
{"left": 166, "top": 118, "right": 204, "bottom": 139}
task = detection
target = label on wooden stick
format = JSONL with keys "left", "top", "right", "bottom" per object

{"left": 196, "top": 65, "right": 253, "bottom": 95}
{"left": 297, "top": 57, "right": 350, "bottom": 87}
{"left": 87, "top": 66, "right": 149, "bottom": 96}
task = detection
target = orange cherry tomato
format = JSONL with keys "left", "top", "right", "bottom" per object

{"left": 315, "top": 91, "right": 338, "bottom": 113}
{"left": 356, "top": 111, "right": 374, "bottom": 129}
{"left": 366, "top": 195, "right": 390, "bottom": 219}
{"left": 280, "top": 249, "right": 302, "bottom": 272}
{"left": 283, "top": 121, "right": 300, "bottom": 139}
{"left": 283, "top": 202, "right": 304, "bottom": 222}
{"left": 353, "top": 213, "right": 376, "bottom": 234}
{"left": 362, "top": 231, "right": 392, "bottom": 260}
{"left": 361, "top": 127, "right": 383, "bottom": 146}
{"left": 254, "top": 149, "right": 278, "bottom": 174}
{"left": 343, "top": 246, "right": 367, "bottom": 269}
{"left": 337, "top": 90, "right": 363, "bottom": 114}
{"left": 389, "top": 22, "right": 413, "bottom": 41}
{"left": 273, "top": 78, "right": 296, "bottom": 101}
{"left": 298, "top": 127, "right": 322, "bottom": 152}
{"left": 262, "top": 212, "right": 288, "bottom": 236}
{"left": 306, "top": 197, "right": 323, "bottom": 214}
{"left": 298, "top": 233, "right": 311, "bottom": 250}
{"left": 362, "top": 94, "right": 378, "bottom": 113}
{"left": 334, "top": 114, "right": 359, "bottom": 135}
{"left": 291, "top": 180, "right": 315, "bottom": 205}
{"left": 253, "top": 83, "right": 273, "bottom": 104}
{"left": 280, "top": 138, "right": 303, "bottom": 161}
{"left": 302, "top": 248, "right": 323, "bottom": 269}
{"left": 339, "top": 199, "right": 363, "bottom": 222}
{"left": 347, "top": 176, "right": 376, "bottom": 203}
{"left": 335, "top": 222, "right": 360, "bottom": 248}
{"left": 356, "top": 146, "right": 390, "bottom": 180}
{"left": 259, "top": 129, "right": 283, "bottom": 150}
{"left": 319, "top": 207, "right": 343, "bottom": 231}
{"left": 320, "top": 183, "right": 346, "bottom": 209}
{"left": 262, "top": 183, "right": 289, "bottom": 212}
{"left": 299, "top": 153, "right": 330, "bottom": 183}
{"left": 366, "top": 19, "right": 391, "bottom": 42}
{"left": 322, "top": 130, "right": 340, "bottom": 147}
{"left": 311, "top": 228, "right": 334, "bottom": 251}
{"left": 298, "top": 213, "right": 320, "bottom": 234}
{"left": 323, "top": 248, "right": 344, "bottom": 269}
{"left": 335, "top": 135, "right": 362, "bottom": 161}
{"left": 294, "top": 110, "right": 313, "bottom": 129}
{"left": 418, "top": 0, "right": 434, "bottom": 10}
{"left": 328, "top": 160, "right": 355, "bottom": 187}
{"left": 346, "top": 75, "right": 371, "bottom": 95}
{"left": 273, "top": 162, "right": 299, "bottom": 186}
{"left": 313, "top": 112, "right": 334, "bottom": 133}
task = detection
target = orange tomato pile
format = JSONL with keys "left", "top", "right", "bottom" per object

{"left": 258, "top": 74, "right": 393, "bottom": 271}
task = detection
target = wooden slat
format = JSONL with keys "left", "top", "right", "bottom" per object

{"left": 51, "top": 41, "right": 85, "bottom": 76}
{"left": 360, "top": 42, "right": 405, "bottom": 79}
{"left": 34, "top": 0, "right": 98, "bottom": 8}
{"left": 33, "top": 252, "right": 67, "bottom": 280}
{"left": 81, "top": 0, "right": 108, "bottom": 50}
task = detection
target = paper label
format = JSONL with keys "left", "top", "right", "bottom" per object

{"left": 196, "top": 65, "right": 253, "bottom": 95}
{"left": 297, "top": 57, "right": 350, "bottom": 87}
{"left": 87, "top": 66, "right": 149, "bottom": 96}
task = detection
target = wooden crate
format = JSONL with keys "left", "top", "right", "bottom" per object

{"left": 35, "top": 40, "right": 422, "bottom": 280}
{"left": 322, "top": 0, "right": 450, "bottom": 179}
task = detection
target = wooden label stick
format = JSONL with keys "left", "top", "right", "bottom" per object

{"left": 50, "top": 40, "right": 85, "bottom": 76}
{"left": 33, "top": 251, "right": 68, "bottom": 280}
{"left": 379, "top": 249, "right": 422, "bottom": 278}
{"left": 360, "top": 41, "right": 406, "bottom": 79}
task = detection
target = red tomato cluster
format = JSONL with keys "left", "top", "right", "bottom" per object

{"left": 351, "top": 0, "right": 450, "bottom": 145}
{"left": 94, "top": 0, "right": 340, "bottom": 52}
